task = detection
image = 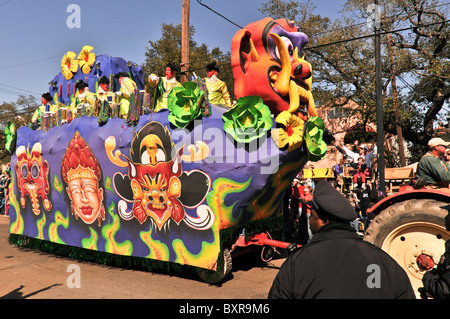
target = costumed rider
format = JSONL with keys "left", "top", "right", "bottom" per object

{"left": 70, "top": 80, "right": 96, "bottom": 117}
{"left": 416, "top": 137, "right": 450, "bottom": 188}
{"left": 31, "top": 92, "right": 58, "bottom": 130}
{"left": 268, "top": 180, "right": 415, "bottom": 299}
{"left": 148, "top": 62, "right": 182, "bottom": 113}
{"left": 204, "top": 61, "right": 232, "bottom": 108}
{"left": 97, "top": 76, "right": 116, "bottom": 104}
{"left": 115, "top": 72, "right": 137, "bottom": 119}
{"left": 96, "top": 76, "right": 117, "bottom": 119}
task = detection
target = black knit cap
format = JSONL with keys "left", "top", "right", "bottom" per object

{"left": 309, "top": 181, "right": 358, "bottom": 222}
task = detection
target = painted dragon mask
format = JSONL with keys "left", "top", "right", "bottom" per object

{"left": 231, "top": 17, "right": 317, "bottom": 120}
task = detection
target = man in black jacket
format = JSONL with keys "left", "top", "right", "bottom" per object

{"left": 268, "top": 181, "right": 416, "bottom": 299}
{"left": 421, "top": 211, "right": 450, "bottom": 299}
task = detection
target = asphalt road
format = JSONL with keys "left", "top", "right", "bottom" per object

{"left": 0, "top": 215, "right": 285, "bottom": 299}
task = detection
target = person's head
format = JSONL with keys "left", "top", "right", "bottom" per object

{"left": 428, "top": 137, "right": 450, "bottom": 157}
{"left": 359, "top": 145, "right": 368, "bottom": 154}
{"left": 98, "top": 76, "right": 110, "bottom": 91}
{"left": 308, "top": 181, "right": 358, "bottom": 234}
{"left": 445, "top": 149, "right": 450, "bottom": 161}
{"left": 303, "top": 185, "right": 312, "bottom": 195}
{"left": 345, "top": 155, "right": 353, "bottom": 163}
{"left": 165, "top": 62, "right": 179, "bottom": 79}
{"left": 115, "top": 72, "right": 129, "bottom": 85}
{"left": 75, "top": 80, "right": 88, "bottom": 94}
{"left": 309, "top": 209, "right": 328, "bottom": 234}
{"left": 41, "top": 92, "right": 52, "bottom": 104}
{"left": 206, "top": 61, "right": 219, "bottom": 77}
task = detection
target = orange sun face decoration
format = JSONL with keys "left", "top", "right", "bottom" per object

{"left": 231, "top": 17, "right": 317, "bottom": 120}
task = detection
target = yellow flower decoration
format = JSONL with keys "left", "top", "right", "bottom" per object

{"left": 271, "top": 111, "right": 304, "bottom": 152}
{"left": 77, "top": 45, "right": 96, "bottom": 74}
{"left": 61, "top": 51, "right": 78, "bottom": 80}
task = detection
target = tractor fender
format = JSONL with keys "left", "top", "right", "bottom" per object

{"left": 367, "top": 188, "right": 450, "bottom": 216}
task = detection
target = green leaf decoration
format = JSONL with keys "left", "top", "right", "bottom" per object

{"left": 167, "top": 82, "right": 205, "bottom": 128}
{"left": 304, "top": 116, "right": 327, "bottom": 161}
{"left": 222, "top": 96, "right": 273, "bottom": 144}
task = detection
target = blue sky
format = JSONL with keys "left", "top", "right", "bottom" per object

{"left": 0, "top": 0, "right": 348, "bottom": 104}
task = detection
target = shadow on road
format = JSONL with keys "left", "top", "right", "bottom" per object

{"left": 231, "top": 246, "right": 285, "bottom": 272}
{"left": 1, "top": 284, "right": 62, "bottom": 299}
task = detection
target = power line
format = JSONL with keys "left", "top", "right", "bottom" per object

{"left": 196, "top": 0, "right": 243, "bottom": 29}
{"left": 0, "top": 84, "right": 40, "bottom": 101}
{"left": 0, "top": 88, "right": 37, "bottom": 98}
{"left": 0, "top": 88, "right": 23, "bottom": 96}
{"left": 0, "top": 107, "right": 36, "bottom": 121}
{"left": 397, "top": 74, "right": 430, "bottom": 100}
{"left": 184, "top": 7, "right": 448, "bottom": 71}
{"left": 195, "top": 0, "right": 448, "bottom": 56}
{"left": 304, "top": 1, "right": 450, "bottom": 39}
{"left": 0, "top": 54, "right": 61, "bottom": 71}
{"left": 305, "top": 19, "right": 449, "bottom": 50}
{"left": 1, "top": 2, "right": 447, "bottom": 100}
{"left": 1, "top": 2, "right": 445, "bottom": 73}
{"left": 0, "top": 83, "right": 40, "bottom": 96}
{"left": 0, "top": 30, "right": 159, "bottom": 72}
{"left": 0, "top": 0, "right": 12, "bottom": 7}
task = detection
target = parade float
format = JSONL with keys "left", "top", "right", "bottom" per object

{"left": 7, "top": 18, "right": 325, "bottom": 282}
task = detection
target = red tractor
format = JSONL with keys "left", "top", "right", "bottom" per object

{"left": 364, "top": 167, "right": 450, "bottom": 297}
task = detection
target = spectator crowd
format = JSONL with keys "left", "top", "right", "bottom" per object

{"left": 285, "top": 139, "right": 382, "bottom": 244}
{"left": 0, "top": 163, "right": 11, "bottom": 216}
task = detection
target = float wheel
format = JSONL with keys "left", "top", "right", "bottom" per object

{"left": 196, "top": 248, "right": 232, "bottom": 284}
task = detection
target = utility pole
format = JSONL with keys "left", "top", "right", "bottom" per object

{"left": 374, "top": 0, "right": 386, "bottom": 194}
{"left": 387, "top": 33, "right": 406, "bottom": 167}
{"left": 181, "top": 0, "right": 190, "bottom": 83}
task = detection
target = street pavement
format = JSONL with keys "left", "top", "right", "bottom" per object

{"left": 0, "top": 215, "right": 285, "bottom": 299}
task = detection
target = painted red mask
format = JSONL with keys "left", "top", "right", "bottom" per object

{"left": 15, "top": 143, "right": 52, "bottom": 215}
{"left": 127, "top": 148, "right": 184, "bottom": 229}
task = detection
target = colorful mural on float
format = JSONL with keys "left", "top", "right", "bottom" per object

{"left": 9, "top": 110, "right": 306, "bottom": 270}
{"left": 9, "top": 18, "right": 326, "bottom": 271}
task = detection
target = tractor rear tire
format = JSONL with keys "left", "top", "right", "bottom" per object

{"left": 364, "top": 199, "right": 450, "bottom": 297}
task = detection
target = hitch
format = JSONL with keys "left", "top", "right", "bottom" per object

{"left": 232, "top": 232, "right": 301, "bottom": 261}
